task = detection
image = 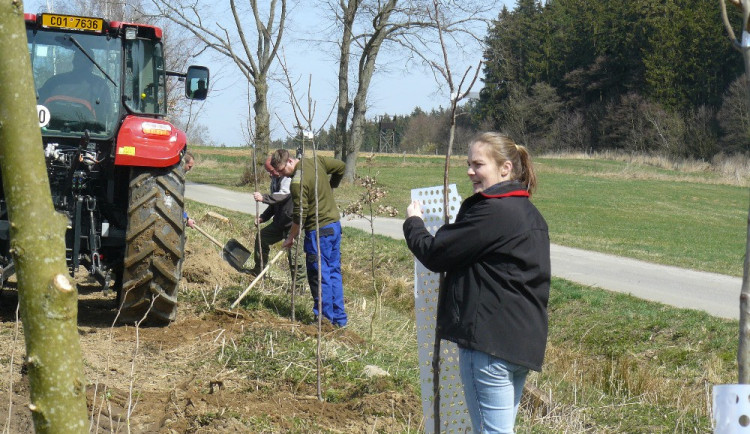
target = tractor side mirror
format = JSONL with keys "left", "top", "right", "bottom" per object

{"left": 185, "top": 66, "right": 209, "bottom": 100}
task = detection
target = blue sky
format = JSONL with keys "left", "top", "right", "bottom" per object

{"left": 25, "top": 0, "right": 513, "bottom": 146}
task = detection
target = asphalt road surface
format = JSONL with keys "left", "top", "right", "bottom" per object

{"left": 186, "top": 182, "right": 744, "bottom": 320}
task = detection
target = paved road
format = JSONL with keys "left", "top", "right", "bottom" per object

{"left": 186, "top": 182, "right": 744, "bottom": 320}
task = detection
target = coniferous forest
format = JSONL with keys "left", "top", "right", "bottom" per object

{"left": 475, "top": 0, "right": 746, "bottom": 159}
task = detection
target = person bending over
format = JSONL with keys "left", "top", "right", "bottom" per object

{"left": 249, "top": 156, "right": 306, "bottom": 290}
{"left": 271, "top": 149, "right": 347, "bottom": 327}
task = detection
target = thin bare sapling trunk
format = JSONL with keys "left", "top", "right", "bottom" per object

{"left": 719, "top": 0, "right": 750, "bottom": 383}
{"left": 365, "top": 157, "right": 380, "bottom": 339}
{"left": 292, "top": 142, "right": 304, "bottom": 323}
{"left": 310, "top": 135, "right": 324, "bottom": 401}
{"left": 0, "top": 3, "right": 88, "bottom": 431}
{"left": 428, "top": 1, "right": 484, "bottom": 429}
{"left": 743, "top": 195, "right": 750, "bottom": 382}
{"left": 252, "top": 143, "right": 264, "bottom": 275}
{"left": 246, "top": 85, "right": 265, "bottom": 275}
{"left": 273, "top": 55, "right": 329, "bottom": 400}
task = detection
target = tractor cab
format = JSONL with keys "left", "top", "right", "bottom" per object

{"left": 26, "top": 13, "right": 209, "bottom": 139}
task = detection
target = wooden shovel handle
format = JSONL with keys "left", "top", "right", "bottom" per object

{"left": 231, "top": 250, "right": 285, "bottom": 308}
{"left": 191, "top": 223, "right": 225, "bottom": 249}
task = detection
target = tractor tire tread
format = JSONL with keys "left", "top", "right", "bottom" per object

{"left": 118, "top": 163, "right": 186, "bottom": 326}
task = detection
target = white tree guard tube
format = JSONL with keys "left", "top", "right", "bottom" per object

{"left": 411, "top": 184, "right": 471, "bottom": 433}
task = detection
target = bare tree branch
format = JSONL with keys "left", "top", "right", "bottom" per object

{"left": 721, "top": 0, "right": 745, "bottom": 51}
{"left": 148, "top": 0, "right": 287, "bottom": 149}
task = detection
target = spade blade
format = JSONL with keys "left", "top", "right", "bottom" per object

{"left": 221, "top": 238, "right": 252, "bottom": 272}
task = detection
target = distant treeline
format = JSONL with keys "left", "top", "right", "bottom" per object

{"left": 275, "top": 0, "right": 749, "bottom": 160}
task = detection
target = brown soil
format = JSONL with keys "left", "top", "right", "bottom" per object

{"left": 0, "top": 236, "right": 420, "bottom": 433}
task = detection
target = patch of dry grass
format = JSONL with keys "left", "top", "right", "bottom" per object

{"left": 516, "top": 278, "right": 737, "bottom": 432}
{"left": 541, "top": 150, "right": 750, "bottom": 186}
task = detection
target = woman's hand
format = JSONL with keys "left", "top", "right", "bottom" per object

{"left": 406, "top": 200, "right": 423, "bottom": 219}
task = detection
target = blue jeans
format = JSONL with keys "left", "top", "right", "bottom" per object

{"left": 459, "top": 347, "right": 528, "bottom": 433}
{"left": 304, "top": 221, "right": 347, "bottom": 326}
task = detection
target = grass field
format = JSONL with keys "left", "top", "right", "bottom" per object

{"left": 180, "top": 200, "right": 741, "bottom": 432}
{"left": 188, "top": 146, "right": 749, "bottom": 276}
{"left": 182, "top": 146, "right": 748, "bottom": 430}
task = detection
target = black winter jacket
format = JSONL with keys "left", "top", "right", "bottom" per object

{"left": 258, "top": 176, "right": 293, "bottom": 229}
{"left": 403, "top": 180, "right": 550, "bottom": 371}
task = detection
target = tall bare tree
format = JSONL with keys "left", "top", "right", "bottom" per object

{"left": 719, "top": 0, "right": 750, "bottom": 384}
{"left": 0, "top": 3, "right": 88, "bottom": 431}
{"left": 332, "top": 0, "right": 358, "bottom": 162}
{"left": 148, "top": 0, "right": 286, "bottom": 152}
{"left": 323, "top": 0, "right": 493, "bottom": 182}
{"left": 338, "top": 0, "right": 398, "bottom": 183}
{"left": 331, "top": 0, "right": 413, "bottom": 182}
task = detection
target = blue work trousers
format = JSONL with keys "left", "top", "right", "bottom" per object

{"left": 304, "top": 221, "right": 347, "bottom": 326}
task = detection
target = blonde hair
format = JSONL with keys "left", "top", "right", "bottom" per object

{"left": 469, "top": 132, "right": 538, "bottom": 195}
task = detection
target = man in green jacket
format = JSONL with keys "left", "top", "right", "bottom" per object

{"left": 271, "top": 149, "right": 348, "bottom": 327}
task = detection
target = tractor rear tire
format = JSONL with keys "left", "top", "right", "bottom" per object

{"left": 118, "top": 163, "right": 186, "bottom": 326}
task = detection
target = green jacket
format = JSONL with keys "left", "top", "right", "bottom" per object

{"left": 290, "top": 156, "right": 345, "bottom": 231}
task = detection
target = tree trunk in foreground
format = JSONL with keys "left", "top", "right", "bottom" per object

{"left": 717, "top": 0, "right": 750, "bottom": 383}
{"left": 0, "top": 3, "right": 88, "bottom": 431}
{"left": 740, "top": 196, "right": 750, "bottom": 383}
{"left": 729, "top": 0, "right": 750, "bottom": 382}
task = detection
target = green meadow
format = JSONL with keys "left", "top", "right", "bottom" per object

{"left": 189, "top": 147, "right": 748, "bottom": 276}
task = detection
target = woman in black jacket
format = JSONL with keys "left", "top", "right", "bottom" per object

{"left": 403, "top": 132, "right": 550, "bottom": 433}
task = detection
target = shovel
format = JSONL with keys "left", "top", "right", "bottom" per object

{"left": 191, "top": 223, "right": 252, "bottom": 273}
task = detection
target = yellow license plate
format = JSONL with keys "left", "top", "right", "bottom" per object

{"left": 41, "top": 14, "right": 103, "bottom": 33}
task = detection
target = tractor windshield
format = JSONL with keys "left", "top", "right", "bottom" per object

{"left": 28, "top": 30, "right": 120, "bottom": 138}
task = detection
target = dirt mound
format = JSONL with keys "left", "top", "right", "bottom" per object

{"left": 181, "top": 244, "right": 241, "bottom": 287}
{"left": 0, "top": 234, "right": 420, "bottom": 432}
{"left": 0, "top": 299, "right": 392, "bottom": 432}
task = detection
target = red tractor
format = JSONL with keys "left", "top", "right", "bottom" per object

{"left": 1, "top": 13, "right": 210, "bottom": 325}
